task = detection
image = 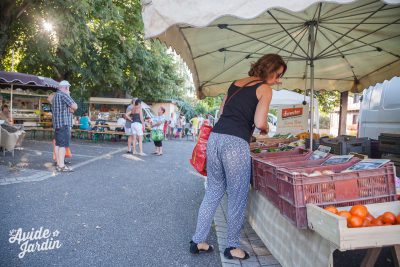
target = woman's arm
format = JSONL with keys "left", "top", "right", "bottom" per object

{"left": 125, "top": 110, "right": 132, "bottom": 121}
{"left": 254, "top": 84, "right": 273, "bottom": 131}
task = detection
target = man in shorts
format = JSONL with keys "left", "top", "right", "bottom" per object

{"left": 52, "top": 80, "right": 78, "bottom": 172}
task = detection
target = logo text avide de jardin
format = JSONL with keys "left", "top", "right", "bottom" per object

{"left": 9, "top": 227, "right": 62, "bottom": 259}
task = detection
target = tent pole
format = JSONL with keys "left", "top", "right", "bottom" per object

{"left": 10, "top": 48, "right": 15, "bottom": 117}
{"left": 309, "top": 22, "right": 316, "bottom": 151}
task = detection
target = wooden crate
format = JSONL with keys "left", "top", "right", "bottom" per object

{"left": 307, "top": 201, "right": 400, "bottom": 251}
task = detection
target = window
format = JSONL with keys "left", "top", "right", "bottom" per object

{"left": 352, "top": 114, "right": 358, "bottom": 125}
{"left": 353, "top": 93, "right": 360, "bottom": 104}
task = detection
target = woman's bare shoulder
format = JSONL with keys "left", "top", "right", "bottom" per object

{"left": 256, "top": 84, "right": 272, "bottom": 98}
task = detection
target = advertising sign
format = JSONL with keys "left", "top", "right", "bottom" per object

{"left": 276, "top": 104, "right": 309, "bottom": 134}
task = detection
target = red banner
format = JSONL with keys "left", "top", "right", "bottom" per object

{"left": 282, "top": 107, "right": 303, "bottom": 119}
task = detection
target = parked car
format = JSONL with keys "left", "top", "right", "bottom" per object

{"left": 358, "top": 76, "right": 400, "bottom": 139}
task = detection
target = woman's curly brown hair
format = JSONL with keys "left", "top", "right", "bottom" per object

{"left": 248, "top": 54, "right": 287, "bottom": 81}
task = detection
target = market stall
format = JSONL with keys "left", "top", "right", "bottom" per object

{"left": 0, "top": 71, "right": 58, "bottom": 128}
{"left": 88, "top": 97, "right": 154, "bottom": 130}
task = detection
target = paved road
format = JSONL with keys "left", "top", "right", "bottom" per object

{"left": 0, "top": 139, "right": 221, "bottom": 267}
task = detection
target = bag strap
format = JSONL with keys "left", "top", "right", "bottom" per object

{"left": 225, "top": 80, "right": 264, "bottom": 106}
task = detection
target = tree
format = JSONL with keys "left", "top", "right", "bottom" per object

{"left": 293, "top": 89, "right": 340, "bottom": 114}
{"left": 0, "top": 0, "right": 187, "bottom": 101}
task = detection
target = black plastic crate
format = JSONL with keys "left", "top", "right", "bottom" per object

{"left": 379, "top": 133, "right": 400, "bottom": 155}
{"left": 305, "top": 138, "right": 320, "bottom": 150}
{"left": 319, "top": 136, "right": 370, "bottom": 155}
{"left": 370, "top": 139, "right": 381, "bottom": 158}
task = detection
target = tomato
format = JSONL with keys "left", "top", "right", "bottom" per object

{"left": 362, "top": 219, "right": 371, "bottom": 227}
{"left": 396, "top": 214, "right": 400, "bottom": 225}
{"left": 350, "top": 205, "right": 368, "bottom": 219}
{"left": 348, "top": 215, "right": 363, "bottom": 228}
{"left": 324, "top": 206, "right": 338, "bottom": 214}
{"left": 371, "top": 218, "right": 384, "bottom": 226}
{"left": 365, "top": 213, "right": 375, "bottom": 222}
{"left": 381, "top": 212, "right": 396, "bottom": 225}
{"left": 338, "top": 211, "right": 352, "bottom": 220}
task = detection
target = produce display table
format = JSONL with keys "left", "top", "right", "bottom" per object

{"left": 247, "top": 189, "right": 400, "bottom": 267}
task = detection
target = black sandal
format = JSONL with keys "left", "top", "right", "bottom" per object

{"left": 224, "top": 247, "right": 250, "bottom": 260}
{"left": 189, "top": 240, "right": 214, "bottom": 254}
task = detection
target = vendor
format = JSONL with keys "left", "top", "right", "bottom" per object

{"left": 0, "top": 105, "right": 13, "bottom": 124}
{"left": 79, "top": 113, "right": 91, "bottom": 130}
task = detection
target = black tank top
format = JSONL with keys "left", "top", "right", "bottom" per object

{"left": 131, "top": 113, "right": 141, "bottom": 123}
{"left": 212, "top": 81, "right": 263, "bottom": 142}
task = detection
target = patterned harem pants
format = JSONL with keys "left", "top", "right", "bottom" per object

{"left": 192, "top": 132, "right": 251, "bottom": 248}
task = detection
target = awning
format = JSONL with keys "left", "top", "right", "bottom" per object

{"left": 142, "top": 0, "right": 400, "bottom": 97}
{"left": 0, "top": 71, "right": 59, "bottom": 90}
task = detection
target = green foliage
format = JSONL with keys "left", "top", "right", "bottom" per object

{"left": 293, "top": 89, "right": 340, "bottom": 114}
{"left": 319, "top": 114, "right": 331, "bottom": 129}
{"left": 314, "top": 91, "right": 340, "bottom": 114}
{"left": 0, "top": 0, "right": 186, "bottom": 101}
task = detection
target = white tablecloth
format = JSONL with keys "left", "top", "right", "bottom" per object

{"left": 248, "top": 189, "right": 336, "bottom": 267}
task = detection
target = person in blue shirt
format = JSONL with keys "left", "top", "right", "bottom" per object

{"left": 79, "top": 113, "right": 91, "bottom": 130}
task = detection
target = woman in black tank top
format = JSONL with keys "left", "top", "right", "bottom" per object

{"left": 190, "top": 54, "right": 287, "bottom": 260}
{"left": 125, "top": 99, "right": 146, "bottom": 155}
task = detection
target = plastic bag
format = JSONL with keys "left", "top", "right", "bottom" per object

{"left": 190, "top": 125, "right": 213, "bottom": 176}
{"left": 151, "top": 129, "right": 164, "bottom": 142}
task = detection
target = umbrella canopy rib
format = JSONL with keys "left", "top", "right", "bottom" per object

{"left": 320, "top": 18, "right": 400, "bottom": 58}
{"left": 324, "top": 33, "right": 400, "bottom": 58}
{"left": 192, "top": 24, "right": 305, "bottom": 60}
{"left": 278, "top": 26, "right": 309, "bottom": 58}
{"left": 200, "top": 26, "right": 306, "bottom": 87}
{"left": 321, "top": 5, "right": 400, "bottom": 22}
{"left": 268, "top": 11, "right": 310, "bottom": 58}
{"left": 318, "top": 24, "right": 400, "bottom": 59}
{"left": 316, "top": 3, "right": 387, "bottom": 58}
{"left": 225, "top": 26, "right": 308, "bottom": 59}
{"left": 360, "top": 58, "right": 400, "bottom": 80}
{"left": 321, "top": 0, "right": 379, "bottom": 20}
{"left": 223, "top": 50, "right": 305, "bottom": 61}
{"left": 316, "top": 27, "right": 358, "bottom": 80}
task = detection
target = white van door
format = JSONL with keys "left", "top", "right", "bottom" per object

{"left": 359, "top": 77, "right": 400, "bottom": 139}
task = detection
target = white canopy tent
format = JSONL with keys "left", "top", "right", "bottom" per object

{"left": 142, "top": 0, "right": 400, "bottom": 147}
{"left": 271, "top": 89, "right": 317, "bottom": 107}
{"left": 270, "top": 89, "right": 320, "bottom": 134}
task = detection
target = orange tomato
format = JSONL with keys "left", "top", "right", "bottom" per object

{"left": 381, "top": 212, "right": 396, "bottom": 225}
{"left": 350, "top": 205, "right": 368, "bottom": 219}
{"left": 348, "top": 215, "right": 363, "bottom": 228}
{"left": 371, "top": 218, "right": 384, "bottom": 226}
{"left": 324, "top": 206, "right": 338, "bottom": 214}
{"left": 362, "top": 219, "right": 371, "bottom": 227}
{"left": 365, "top": 213, "right": 375, "bottom": 222}
{"left": 338, "top": 211, "right": 352, "bottom": 220}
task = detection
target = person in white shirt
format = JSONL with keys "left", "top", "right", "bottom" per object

{"left": 168, "top": 112, "right": 176, "bottom": 139}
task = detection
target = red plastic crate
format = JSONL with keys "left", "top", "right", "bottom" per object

{"left": 260, "top": 186, "right": 281, "bottom": 210}
{"left": 251, "top": 148, "right": 309, "bottom": 160}
{"left": 255, "top": 155, "right": 327, "bottom": 192}
{"left": 276, "top": 161, "right": 397, "bottom": 228}
{"left": 252, "top": 159, "right": 264, "bottom": 190}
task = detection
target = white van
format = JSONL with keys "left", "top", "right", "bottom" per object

{"left": 358, "top": 76, "right": 400, "bottom": 140}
